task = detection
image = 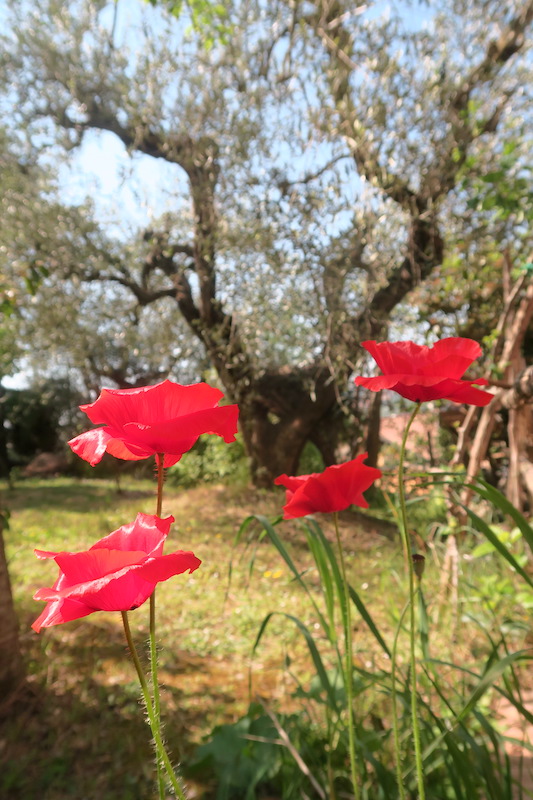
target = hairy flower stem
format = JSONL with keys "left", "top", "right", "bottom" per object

{"left": 391, "top": 601, "right": 410, "bottom": 800}
{"left": 333, "top": 512, "right": 362, "bottom": 800}
{"left": 398, "top": 402, "right": 426, "bottom": 800}
{"left": 150, "top": 591, "right": 165, "bottom": 800}
{"left": 121, "top": 611, "right": 187, "bottom": 799}
{"left": 325, "top": 706, "right": 337, "bottom": 800}
{"left": 155, "top": 453, "right": 165, "bottom": 518}
{"left": 151, "top": 454, "right": 166, "bottom": 798}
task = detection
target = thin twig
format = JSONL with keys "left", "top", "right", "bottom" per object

{"left": 258, "top": 698, "right": 327, "bottom": 800}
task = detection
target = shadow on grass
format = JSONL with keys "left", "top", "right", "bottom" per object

{"left": 3, "top": 481, "right": 154, "bottom": 515}
{"left": 1, "top": 617, "right": 215, "bottom": 800}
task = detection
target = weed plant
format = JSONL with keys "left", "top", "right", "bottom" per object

{"left": 2, "top": 476, "right": 531, "bottom": 799}
{"left": 192, "top": 480, "right": 533, "bottom": 799}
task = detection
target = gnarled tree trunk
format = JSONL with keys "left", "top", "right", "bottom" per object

{"left": 27, "top": 2, "right": 532, "bottom": 485}
{"left": 238, "top": 366, "right": 339, "bottom": 486}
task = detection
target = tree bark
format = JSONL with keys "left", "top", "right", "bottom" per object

{"left": 503, "top": 364, "right": 533, "bottom": 511}
{"left": 450, "top": 405, "right": 479, "bottom": 468}
{"left": 461, "top": 278, "right": 533, "bottom": 510}
{"left": 238, "top": 366, "right": 338, "bottom": 486}
{"left": 0, "top": 387, "right": 10, "bottom": 479}
{"left": 0, "top": 515, "right": 24, "bottom": 701}
{"left": 520, "top": 459, "right": 533, "bottom": 509}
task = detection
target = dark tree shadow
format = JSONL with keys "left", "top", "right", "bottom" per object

{"left": 0, "top": 617, "right": 213, "bottom": 800}
{"left": 4, "top": 482, "right": 154, "bottom": 515}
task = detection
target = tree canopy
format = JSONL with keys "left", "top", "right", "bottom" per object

{"left": 0, "top": 0, "right": 531, "bottom": 483}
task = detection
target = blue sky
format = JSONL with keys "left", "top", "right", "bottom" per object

{"left": 51, "top": 0, "right": 435, "bottom": 234}
{"left": 1, "top": 0, "right": 444, "bottom": 389}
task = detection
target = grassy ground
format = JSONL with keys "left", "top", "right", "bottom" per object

{"left": 1, "top": 477, "right": 530, "bottom": 799}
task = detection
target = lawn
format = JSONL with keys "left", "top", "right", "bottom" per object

{"left": 1, "top": 477, "right": 531, "bottom": 799}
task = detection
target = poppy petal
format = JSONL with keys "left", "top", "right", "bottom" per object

{"left": 81, "top": 381, "right": 225, "bottom": 427}
{"left": 68, "top": 428, "right": 112, "bottom": 466}
{"left": 431, "top": 337, "right": 482, "bottom": 369}
{"left": 54, "top": 549, "right": 148, "bottom": 585}
{"left": 274, "top": 473, "right": 319, "bottom": 491}
{"left": 135, "top": 551, "right": 201, "bottom": 583}
{"left": 90, "top": 514, "right": 174, "bottom": 557}
{"left": 357, "top": 338, "right": 492, "bottom": 406}
{"left": 32, "top": 597, "right": 95, "bottom": 632}
{"left": 276, "top": 454, "right": 381, "bottom": 519}
{"left": 120, "top": 404, "right": 239, "bottom": 456}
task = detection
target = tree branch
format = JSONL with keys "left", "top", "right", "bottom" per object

{"left": 427, "top": 1, "right": 533, "bottom": 199}
{"left": 449, "top": 0, "right": 533, "bottom": 113}
{"left": 313, "top": 0, "right": 420, "bottom": 210}
{"left": 276, "top": 153, "right": 351, "bottom": 195}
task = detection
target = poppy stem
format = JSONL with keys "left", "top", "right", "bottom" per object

{"left": 152, "top": 454, "right": 165, "bottom": 797}
{"left": 397, "top": 402, "right": 426, "bottom": 800}
{"left": 121, "top": 611, "right": 187, "bottom": 799}
{"left": 150, "top": 590, "right": 165, "bottom": 800}
{"left": 155, "top": 453, "right": 164, "bottom": 518}
{"left": 391, "top": 600, "right": 410, "bottom": 800}
{"left": 333, "top": 511, "right": 362, "bottom": 800}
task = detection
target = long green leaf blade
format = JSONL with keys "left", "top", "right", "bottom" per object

{"left": 461, "top": 505, "right": 533, "bottom": 588}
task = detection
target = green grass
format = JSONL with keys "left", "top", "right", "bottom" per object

{"left": 1, "top": 477, "right": 531, "bottom": 799}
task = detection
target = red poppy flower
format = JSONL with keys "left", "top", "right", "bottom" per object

{"left": 355, "top": 338, "right": 492, "bottom": 405}
{"left": 274, "top": 453, "right": 382, "bottom": 519}
{"left": 32, "top": 513, "right": 201, "bottom": 632}
{"left": 68, "top": 380, "right": 239, "bottom": 467}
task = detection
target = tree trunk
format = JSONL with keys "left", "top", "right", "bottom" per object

{"left": 45, "top": 8, "right": 529, "bottom": 487}
{"left": 238, "top": 367, "right": 338, "bottom": 486}
{"left": 460, "top": 276, "right": 533, "bottom": 508}
{"left": 240, "top": 412, "right": 309, "bottom": 487}
{"left": 310, "top": 403, "right": 360, "bottom": 467}
{"left": 450, "top": 405, "right": 479, "bottom": 467}
{"left": 502, "top": 364, "right": 533, "bottom": 512}
{"left": 0, "top": 516, "right": 24, "bottom": 701}
{"left": 520, "top": 459, "right": 533, "bottom": 510}
{"left": 0, "top": 388, "right": 10, "bottom": 480}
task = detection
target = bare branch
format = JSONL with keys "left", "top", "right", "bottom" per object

{"left": 313, "top": 0, "right": 419, "bottom": 209}
{"left": 81, "top": 267, "right": 177, "bottom": 307}
{"left": 257, "top": 698, "right": 327, "bottom": 800}
{"left": 276, "top": 153, "right": 350, "bottom": 195}
{"left": 449, "top": 0, "right": 533, "bottom": 112}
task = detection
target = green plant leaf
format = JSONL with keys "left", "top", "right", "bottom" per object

{"left": 252, "top": 611, "right": 340, "bottom": 713}
{"left": 460, "top": 504, "right": 533, "bottom": 588}
{"left": 303, "top": 518, "right": 392, "bottom": 657}
{"left": 468, "top": 479, "right": 533, "bottom": 555}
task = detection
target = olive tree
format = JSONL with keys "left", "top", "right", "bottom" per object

{"left": 1, "top": 0, "right": 531, "bottom": 484}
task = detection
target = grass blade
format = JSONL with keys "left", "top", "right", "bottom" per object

{"left": 304, "top": 519, "right": 392, "bottom": 658}
{"left": 460, "top": 505, "right": 533, "bottom": 588}
{"left": 252, "top": 611, "right": 340, "bottom": 713}
{"left": 468, "top": 478, "right": 533, "bottom": 554}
